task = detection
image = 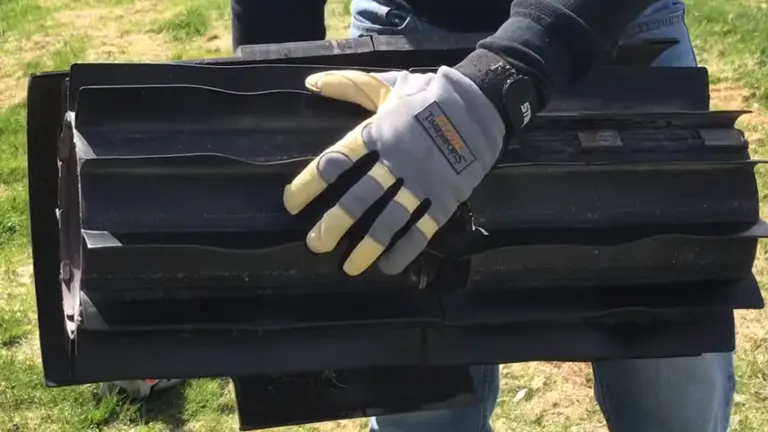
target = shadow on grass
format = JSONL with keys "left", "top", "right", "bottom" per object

{"left": 106, "top": 378, "right": 237, "bottom": 430}
{"left": 133, "top": 381, "right": 190, "bottom": 428}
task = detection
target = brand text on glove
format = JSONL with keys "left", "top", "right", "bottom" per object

{"left": 416, "top": 102, "right": 477, "bottom": 174}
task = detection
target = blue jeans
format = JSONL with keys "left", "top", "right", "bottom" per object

{"left": 350, "top": 1, "right": 735, "bottom": 431}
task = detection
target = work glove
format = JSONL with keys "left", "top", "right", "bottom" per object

{"left": 283, "top": 67, "right": 506, "bottom": 276}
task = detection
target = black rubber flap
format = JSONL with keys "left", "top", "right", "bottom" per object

{"left": 230, "top": 34, "right": 677, "bottom": 68}
{"left": 25, "top": 47, "right": 765, "bottom": 407}
{"left": 24, "top": 35, "right": 767, "bottom": 432}
{"left": 66, "top": 62, "right": 710, "bottom": 114}
{"left": 48, "top": 73, "right": 765, "bottom": 385}
{"left": 62, "top": 81, "right": 766, "bottom": 303}
{"left": 233, "top": 366, "right": 478, "bottom": 430}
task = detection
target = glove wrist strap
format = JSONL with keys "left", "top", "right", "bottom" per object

{"left": 454, "top": 49, "right": 541, "bottom": 137}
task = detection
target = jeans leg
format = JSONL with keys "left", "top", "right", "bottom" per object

{"left": 593, "top": 354, "right": 735, "bottom": 432}
{"left": 370, "top": 365, "right": 500, "bottom": 432}
{"left": 620, "top": 0, "right": 697, "bottom": 66}
{"left": 594, "top": 2, "right": 735, "bottom": 432}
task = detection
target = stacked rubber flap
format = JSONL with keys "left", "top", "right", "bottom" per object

{"left": 32, "top": 36, "right": 767, "bottom": 426}
{"left": 62, "top": 53, "right": 767, "bottom": 355}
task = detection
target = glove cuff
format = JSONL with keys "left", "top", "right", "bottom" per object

{"left": 454, "top": 49, "right": 542, "bottom": 136}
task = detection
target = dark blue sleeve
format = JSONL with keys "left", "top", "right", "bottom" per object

{"left": 484, "top": 0, "right": 656, "bottom": 90}
{"left": 456, "top": 0, "right": 656, "bottom": 120}
{"left": 230, "top": 0, "right": 327, "bottom": 49}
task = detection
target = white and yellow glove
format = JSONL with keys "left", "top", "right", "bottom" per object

{"left": 283, "top": 66, "right": 507, "bottom": 276}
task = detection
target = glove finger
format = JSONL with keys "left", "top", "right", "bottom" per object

{"left": 375, "top": 224, "right": 430, "bottom": 276}
{"left": 283, "top": 121, "right": 371, "bottom": 215}
{"left": 372, "top": 70, "right": 436, "bottom": 95}
{"left": 375, "top": 187, "right": 440, "bottom": 275}
{"left": 343, "top": 198, "right": 410, "bottom": 276}
{"left": 305, "top": 70, "right": 393, "bottom": 112}
{"left": 306, "top": 161, "right": 397, "bottom": 254}
{"left": 368, "top": 70, "right": 406, "bottom": 87}
{"left": 345, "top": 185, "right": 439, "bottom": 276}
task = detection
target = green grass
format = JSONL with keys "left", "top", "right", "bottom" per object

{"left": 0, "top": 0, "right": 49, "bottom": 40}
{"left": 24, "top": 37, "right": 91, "bottom": 75}
{"left": 0, "top": 0, "right": 767, "bottom": 431}
{"left": 155, "top": 6, "right": 211, "bottom": 42}
{"left": 687, "top": 0, "right": 768, "bottom": 106}
{"left": 0, "top": 104, "right": 26, "bottom": 185}
{"left": 0, "top": 104, "right": 30, "bottom": 265}
{"left": 0, "top": 353, "right": 140, "bottom": 432}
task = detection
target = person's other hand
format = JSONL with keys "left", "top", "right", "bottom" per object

{"left": 283, "top": 67, "right": 505, "bottom": 276}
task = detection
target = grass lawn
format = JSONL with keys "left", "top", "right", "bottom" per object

{"left": 1, "top": 0, "right": 767, "bottom": 431}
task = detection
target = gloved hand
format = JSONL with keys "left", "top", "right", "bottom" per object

{"left": 283, "top": 67, "right": 506, "bottom": 276}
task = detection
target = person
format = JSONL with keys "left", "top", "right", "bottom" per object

{"left": 279, "top": 1, "right": 736, "bottom": 432}
{"left": 114, "top": 2, "right": 734, "bottom": 431}
{"left": 230, "top": 0, "right": 327, "bottom": 48}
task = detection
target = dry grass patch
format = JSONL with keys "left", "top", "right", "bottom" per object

{"left": 325, "top": 0, "right": 351, "bottom": 40}
{"left": 53, "top": 1, "right": 175, "bottom": 62}
{"left": 711, "top": 83, "right": 768, "bottom": 129}
{"left": 494, "top": 362, "right": 603, "bottom": 431}
{"left": 0, "top": 33, "right": 69, "bottom": 106}
{"left": 0, "top": 0, "right": 226, "bottom": 107}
